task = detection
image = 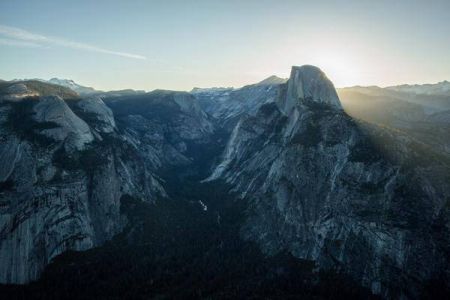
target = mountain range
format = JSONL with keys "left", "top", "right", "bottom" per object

{"left": 0, "top": 66, "right": 449, "bottom": 299}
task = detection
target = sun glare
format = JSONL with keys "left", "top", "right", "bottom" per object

{"left": 308, "top": 53, "right": 361, "bottom": 88}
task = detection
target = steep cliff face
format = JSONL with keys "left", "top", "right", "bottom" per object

{"left": 0, "top": 99, "right": 136, "bottom": 283}
{"left": 208, "top": 66, "right": 450, "bottom": 298}
{"left": 280, "top": 65, "right": 341, "bottom": 115}
{"left": 0, "top": 83, "right": 216, "bottom": 284}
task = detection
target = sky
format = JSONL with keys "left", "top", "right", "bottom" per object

{"left": 0, "top": 0, "right": 449, "bottom": 91}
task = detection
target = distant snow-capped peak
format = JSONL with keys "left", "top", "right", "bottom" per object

{"left": 47, "top": 78, "right": 98, "bottom": 95}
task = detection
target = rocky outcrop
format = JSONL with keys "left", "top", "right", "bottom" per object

{"left": 105, "top": 90, "right": 216, "bottom": 168}
{"left": 192, "top": 78, "right": 283, "bottom": 131}
{"left": 0, "top": 100, "right": 104, "bottom": 282}
{"left": 0, "top": 130, "right": 164, "bottom": 283}
{"left": 279, "top": 65, "right": 342, "bottom": 115}
{"left": 255, "top": 75, "right": 287, "bottom": 86}
{"left": 75, "top": 96, "right": 116, "bottom": 133}
{"left": 207, "top": 65, "right": 450, "bottom": 298}
{"left": 0, "top": 85, "right": 215, "bottom": 283}
{"left": 33, "top": 96, "right": 94, "bottom": 150}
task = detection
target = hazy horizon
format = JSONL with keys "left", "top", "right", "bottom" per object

{"left": 1, "top": 0, "right": 450, "bottom": 91}
{"left": 2, "top": 71, "right": 450, "bottom": 93}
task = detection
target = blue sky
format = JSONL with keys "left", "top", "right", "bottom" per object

{"left": 1, "top": 0, "right": 449, "bottom": 91}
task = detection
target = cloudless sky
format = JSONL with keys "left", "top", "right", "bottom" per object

{"left": 1, "top": 0, "right": 449, "bottom": 91}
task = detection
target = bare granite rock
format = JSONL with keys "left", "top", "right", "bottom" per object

{"left": 207, "top": 66, "right": 450, "bottom": 298}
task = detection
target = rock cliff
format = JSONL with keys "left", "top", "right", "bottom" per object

{"left": 0, "top": 82, "right": 214, "bottom": 283}
{"left": 207, "top": 66, "right": 450, "bottom": 298}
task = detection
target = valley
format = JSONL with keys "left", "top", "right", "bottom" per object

{"left": 0, "top": 66, "right": 449, "bottom": 299}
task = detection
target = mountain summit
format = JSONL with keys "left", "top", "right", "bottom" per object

{"left": 256, "top": 75, "right": 287, "bottom": 86}
{"left": 207, "top": 65, "right": 450, "bottom": 298}
{"left": 280, "top": 65, "right": 342, "bottom": 115}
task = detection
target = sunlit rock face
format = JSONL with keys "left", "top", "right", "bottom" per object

{"left": 208, "top": 65, "right": 450, "bottom": 298}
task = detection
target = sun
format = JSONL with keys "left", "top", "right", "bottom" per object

{"left": 308, "top": 53, "right": 361, "bottom": 88}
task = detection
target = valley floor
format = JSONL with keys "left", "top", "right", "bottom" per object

{"left": 0, "top": 173, "right": 379, "bottom": 300}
